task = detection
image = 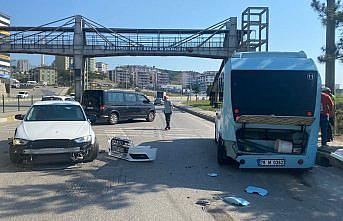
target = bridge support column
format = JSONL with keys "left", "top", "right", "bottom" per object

{"left": 73, "top": 55, "right": 85, "bottom": 101}
{"left": 73, "top": 15, "right": 85, "bottom": 101}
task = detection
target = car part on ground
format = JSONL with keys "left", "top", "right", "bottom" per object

{"left": 222, "top": 197, "right": 250, "bottom": 206}
{"left": 245, "top": 186, "right": 268, "bottom": 197}
{"left": 108, "top": 137, "right": 157, "bottom": 161}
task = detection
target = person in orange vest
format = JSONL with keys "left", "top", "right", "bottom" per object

{"left": 320, "top": 89, "right": 334, "bottom": 146}
{"left": 322, "top": 87, "right": 335, "bottom": 142}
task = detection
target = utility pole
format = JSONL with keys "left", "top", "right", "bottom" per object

{"left": 325, "top": 0, "right": 336, "bottom": 93}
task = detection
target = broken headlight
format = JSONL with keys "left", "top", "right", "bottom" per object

{"left": 74, "top": 135, "right": 92, "bottom": 143}
{"left": 12, "top": 138, "right": 29, "bottom": 146}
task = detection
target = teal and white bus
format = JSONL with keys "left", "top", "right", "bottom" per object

{"left": 215, "top": 52, "right": 321, "bottom": 168}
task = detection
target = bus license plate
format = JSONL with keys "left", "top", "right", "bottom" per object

{"left": 258, "top": 159, "right": 285, "bottom": 167}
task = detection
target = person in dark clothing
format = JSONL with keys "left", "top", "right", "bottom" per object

{"left": 320, "top": 91, "right": 334, "bottom": 146}
{"left": 163, "top": 96, "right": 173, "bottom": 130}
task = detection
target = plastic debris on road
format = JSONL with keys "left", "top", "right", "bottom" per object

{"left": 245, "top": 186, "right": 268, "bottom": 196}
{"left": 207, "top": 173, "right": 218, "bottom": 177}
{"left": 195, "top": 199, "right": 211, "bottom": 206}
{"left": 223, "top": 197, "right": 250, "bottom": 206}
{"left": 108, "top": 137, "right": 157, "bottom": 161}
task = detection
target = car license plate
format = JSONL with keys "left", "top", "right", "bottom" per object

{"left": 258, "top": 159, "right": 285, "bottom": 167}
{"left": 87, "top": 106, "right": 95, "bottom": 110}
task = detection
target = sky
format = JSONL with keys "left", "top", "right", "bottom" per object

{"left": 1, "top": 0, "right": 343, "bottom": 84}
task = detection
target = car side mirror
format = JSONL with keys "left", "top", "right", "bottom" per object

{"left": 15, "top": 114, "right": 24, "bottom": 120}
{"left": 87, "top": 114, "right": 97, "bottom": 124}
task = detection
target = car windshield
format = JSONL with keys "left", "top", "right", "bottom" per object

{"left": 25, "top": 105, "right": 86, "bottom": 121}
{"left": 19, "top": 92, "right": 26, "bottom": 94}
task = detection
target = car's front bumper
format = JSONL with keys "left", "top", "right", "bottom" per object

{"left": 22, "top": 147, "right": 81, "bottom": 154}
{"left": 9, "top": 139, "right": 93, "bottom": 155}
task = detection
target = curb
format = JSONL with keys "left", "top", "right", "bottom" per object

{"left": 316, "top": 149, "right": 343, "bottom": 169}
{"left": 0, "top": 115, "right": 15, "bottom": 123}
{"left": 174, "top": 105, "right": 215, "bottom": 123}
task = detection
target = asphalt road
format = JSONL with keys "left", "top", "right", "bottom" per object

{"left": 0, "top": 107, "right": 342, "bottom": 221}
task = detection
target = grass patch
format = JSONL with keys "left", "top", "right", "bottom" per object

{"left": 182, "top": 100, "right": 216, "bottom": 112}
{"left": 336, "top": 94, "right": 343, "bottom": 134}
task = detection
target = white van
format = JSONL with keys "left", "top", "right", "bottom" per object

{"left": 215, "top": 51, "right": 321, "bottom": 169}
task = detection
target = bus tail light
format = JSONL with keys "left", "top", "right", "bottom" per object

{"left": 306, "top": 111, "right": 313, "bottom": 117}
{"left": 234, "top": 108, "right": 240, "bottom": 114}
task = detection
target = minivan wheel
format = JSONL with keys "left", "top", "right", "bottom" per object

{"left": 108, "top": 113, "right": 118, "bottom": 125}
{"left": 146, "top": 111, "right": 155, "bottom": 122}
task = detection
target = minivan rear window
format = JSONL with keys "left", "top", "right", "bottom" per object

{"left": 82, "top": 90, "right": 103, "bottom": 107}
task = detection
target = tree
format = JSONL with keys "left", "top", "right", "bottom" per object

{"left": 192, "top": 83, "right": 200, "bottom": 101}
{"left": 311, "top": 0, "right": 343, "bottom": 61}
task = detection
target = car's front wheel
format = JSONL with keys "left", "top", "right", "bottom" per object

{"left": 83, "top": 141, "right": 99, "bottom": 162}
{"left": 108, "top": 113, "right": 118, "bottom": 125}
{"left": 146, "top": 111, "right": 155, "bottom": 122}
{"left": 9, "top": 148, "right": 22, "bottom": 164}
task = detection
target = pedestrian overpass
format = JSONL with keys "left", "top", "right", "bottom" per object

{"left": 0, "top": 7, "right": 269, "bottom": 100}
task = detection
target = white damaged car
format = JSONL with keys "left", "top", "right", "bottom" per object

{"left": 9, "top": 101, "right": 98, "bottom": 164}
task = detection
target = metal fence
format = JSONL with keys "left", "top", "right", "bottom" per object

{"left": 1, "top": 94, "right": 36, "bottom": 113}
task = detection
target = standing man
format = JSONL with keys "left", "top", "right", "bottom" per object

{"left": 322, "top": 87, "right": 335, "bottom": 142}
{"left": 320, "top": 89, "right": 334, "bottom": 146}
{"left": 163, "top": 96, "right": 173, "bottom": 130}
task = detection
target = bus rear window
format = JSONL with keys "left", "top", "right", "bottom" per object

{"left": 231, "top": 70, "right": 317, "bottom": 117}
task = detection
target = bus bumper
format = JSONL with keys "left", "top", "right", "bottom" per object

{"left": 236, "top": 154, "right": 315, "bottom": 169}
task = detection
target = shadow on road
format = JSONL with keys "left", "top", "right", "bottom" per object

{"left": 0, "top": 137, "right": 342, "bottom": 220}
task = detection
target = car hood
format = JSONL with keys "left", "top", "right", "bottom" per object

{"left": 16, "top": 121, "right": 91, "bottom": 140}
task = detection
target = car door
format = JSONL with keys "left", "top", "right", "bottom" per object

{"left": 137, "top": 94, "right": 151, "bottom": 117}
{"left": 124, "top": 93, "right": 139, "bottom": 118}
{"left": 106, "top": 91, "right": 127, "bottom": 120}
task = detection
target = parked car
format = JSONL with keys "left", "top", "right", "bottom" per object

{"left": 42, "top": 95, "right": 74, "bottom": 101}
{"left": 69, "top": 93, "right": 75, "bottom": 99}
{"left": 82, "top": 90, "right": 156, "bottom": 125}
{"left": 9, "top": 101, "right": 98, "bottom": 164}
{"left": 17, "top": 91, "right": 29, "bottom": 98}
{"left": 154, "top": 98, "right": 164, "bottom": 105}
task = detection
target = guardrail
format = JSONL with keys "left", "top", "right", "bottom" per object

{"left": 1, "top": 94, "right": 36, "bottom": 113}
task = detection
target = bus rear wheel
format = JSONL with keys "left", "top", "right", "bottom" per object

{"left": 217, "top": 138, "right": 236, "bottom": 165}
{"left": 217, "top": 138, "right": 226, "bottom": 165}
